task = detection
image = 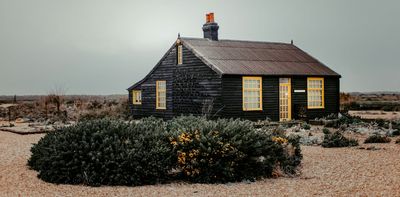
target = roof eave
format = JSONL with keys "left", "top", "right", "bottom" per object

{"left": 181, "top": 39, "right": 224, "bottom": 77}
{"left": 127, "top": 42, "right": 178, "bottom": 91}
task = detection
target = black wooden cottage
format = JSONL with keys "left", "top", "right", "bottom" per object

{"left": 127, "top": 13, "right": 341, "bottom": 121}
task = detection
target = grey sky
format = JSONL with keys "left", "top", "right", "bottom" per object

{"left": 0, "top": 0, "right": 399, "bottom": 95}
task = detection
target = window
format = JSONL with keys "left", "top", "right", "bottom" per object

{"left": 132, "top": 90, "right": 142, "bottom": 105}
{"left": 177, "top": 45, "right": 183, "bottom": 65}
{"left": 156, "top": 81, "right": 166, "bottom": 109}
{"left": 307, "top": 77, "right": 324, "bottom": 109}
{"left": 242, "top": 76, "right": 262, "bottom": 111}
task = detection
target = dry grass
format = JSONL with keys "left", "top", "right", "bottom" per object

{"left": 349, "top": 110, "right": 400, "bottom": 120}
{"left": 1, "top": 131, "right": 400, "bottom": 196}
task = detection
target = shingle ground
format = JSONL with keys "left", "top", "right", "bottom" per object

{"left": 1, "top": 131, "right": 399, "bottom": 197}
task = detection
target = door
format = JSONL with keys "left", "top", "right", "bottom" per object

{"left": 279, "top": 78, "right": 292, "bottom": 121}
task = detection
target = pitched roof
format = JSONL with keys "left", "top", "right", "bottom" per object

{"left": 128, "top": 37, "right": 340, "bottom": 90}
{"left": 181, "top": 37, "right": 340, "bottom": 77}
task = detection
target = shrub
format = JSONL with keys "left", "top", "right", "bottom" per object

{"left": 167, "top": 116, "right": 302, "bottom": 183}
{"left": 322, "top": 128, "right": 331, "bottom": 135}
{"left": 322, "top": 131, "right": 359, "bottom": 148}
{"left": 29, "top": 116, "right": 303, "bottom": 185}
{"left": 364, "top": 134, "right": 391, "bottom": 143}
{"left": 28, "top": 118, "right": 175, "bottom": 186}
{"left": 392, "top": 130, "right": 400, "bottom": 136}
{"left": 374, "top": 119, "right": 386, "bottom": 128}
{"left": 302, "top": 123, "right": 311, "bottom": 130}
{"left": 338, "top": 113, "right": 362, "bottom": 125}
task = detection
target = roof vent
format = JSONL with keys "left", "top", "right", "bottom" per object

{"left": 202, "top": 13, "right": 219, "bottom": 41}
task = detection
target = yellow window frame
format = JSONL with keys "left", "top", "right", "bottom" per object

{"left": 132, "top": 90, "right": 142, "bottom": 105}
{"left": 177, "top": 45, "right": 183, "bottom": 65}
{"left": 242, "top": 76, "right": 263, "bottom": 111}
{"left": 307, "top": 77, "right": 325, "bottom": 109}
{"left": 156, "top": 80, "right": 166, "bottom": 110}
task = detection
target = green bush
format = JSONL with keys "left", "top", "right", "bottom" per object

{"left": 322, "top": 128, "right": 331, "bottom": 135}
{"left": 167, "top": 116, "right": 302, "bottom": 183}
{"left": 322, "top": 131, "right": 359, "bottom": 148}
{"left": 29, "top": 116, "right": 303, "bottom": 185}
{"left": 28, "top": 118, "right": 175, "bottom": 186}
{"left": 338, "top": 113, "right": 362, "bottom": 125}
{"left": 392, "top": 130, "right": 400, "bottom": 136}
{"left": 364, "top": 134, "right": 391, "bottom": 143}
{"left": 301, "top": 123, "right": 311, "bottom": 130}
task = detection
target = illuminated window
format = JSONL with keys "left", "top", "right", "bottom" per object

{"left": 307, "top": 77, "right": 324, "bottom": 109}
{"left": 156, "top": 81, "right": 166, "bottom": 109}
{"left": 242, "top": 76, "right": 262, "bottom": 111}
{"left": 132, "top": 90, "right": 142, "bottom": 105}
{"left": 177, "top": 45, "right": 183, "bottom": 65}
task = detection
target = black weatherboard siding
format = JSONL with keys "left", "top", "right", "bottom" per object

{"left": 172, "top": 45, "right": 223, "bottom": 117}
{"left": 128, "top": 44, "right": 223, "bottom": 119}
{"left": 222, "top": 75, "right": 279, "bottom": 121}
{"left": 291, "top": 76, "right": 340, "bottom": 120}
{"left": 128, "top": 45, "right": 176, "bottom": 119}
{"left": 221, "top": 76, "right": 340, "bottom": 121}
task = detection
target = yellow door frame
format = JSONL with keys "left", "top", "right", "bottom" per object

{"left": 279, "top": 78, "right": 292, "bottom": 121}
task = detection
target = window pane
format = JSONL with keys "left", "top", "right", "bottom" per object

{"left": 156, "top": 81, "right": 166, "bottom": 109}
{"left": 308, "top": 78, "right": 324, "bottom": 108}
{"left": 243, "top": 77, "right": 262, "bottom": 110}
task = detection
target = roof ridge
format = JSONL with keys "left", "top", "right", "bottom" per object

{"left": 207, "top": 59, "right": 319, "bottom": 63}
{"left": 196, "top": 46, "right": 297, "bottom": 50}
{"left": 180, "top": 37, "right": 291, "bottom": 45}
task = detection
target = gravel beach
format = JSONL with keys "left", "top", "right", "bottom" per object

{"left": 1, "top": 131, "right": 399, "bottom": 197}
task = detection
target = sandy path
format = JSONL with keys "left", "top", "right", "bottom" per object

{"left": 1, "top": 131, "right": 400, "bottom": 197}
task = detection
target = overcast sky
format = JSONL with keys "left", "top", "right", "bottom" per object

{"left": 0, "top": 0, "right": 399, "bottom": 95}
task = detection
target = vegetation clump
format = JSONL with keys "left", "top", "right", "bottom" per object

{"left": 28, "top": 118, "right": 175, "bottom": 186}
{"left": 301, "top": 123, "right": 311, "bottom": 130}
{"left": 322, "top": 131, "right": 359, "bottom": 148}
{"left": 28, "top": 116, "right": 303, "bottom": 186}
{"left": 322, "top": 127, "right": 331, "bottom": 135}
{"left": 364, "top": 134, "right": 391, "bottom": 144}
{"left": 168, "top": 116, "right": 302, "bottom": 183}
{"left": 338, "top": 113, "right": 362, "bottom": 125}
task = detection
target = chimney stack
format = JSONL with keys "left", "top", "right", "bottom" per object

{"left": 202, "top": 12, "right": 219, "bottom": 41}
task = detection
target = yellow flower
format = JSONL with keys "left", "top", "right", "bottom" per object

{"left": 272, "top": 136, "right": 288, "bottom": 144}
{"left": 177, "top": 151, "right": 187, "bottom": 165}
{"left": 170, "top": 140, "right": 178, "bottom": 146}
{"left": 178, "top": 132, "right": 192, "bottom": 143}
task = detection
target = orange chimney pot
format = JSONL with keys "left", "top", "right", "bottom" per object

{"left": 209, "top": 13, "right": 214, "bottom": 23}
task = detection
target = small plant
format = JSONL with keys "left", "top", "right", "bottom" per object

{"left": 322, "top": 127, "right": 331, "bottom": 135}
{"left": 364, "top": 134, "right": 391, "bottom": 143}
{"left": 392, "top": 130, "right": 400, "bottom": 136}
{"left": 302, "top": 123, "right": 311, "bottom": 130}
{"left": 322, "top": 131, "right": 358, "bottom": 148}
{"left": 338, "top": 113, "right": 362, "bottom": 125}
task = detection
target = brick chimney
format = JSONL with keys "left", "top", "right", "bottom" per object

{"left": 202, "top": 13, "right": 219, "bottom": 41}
